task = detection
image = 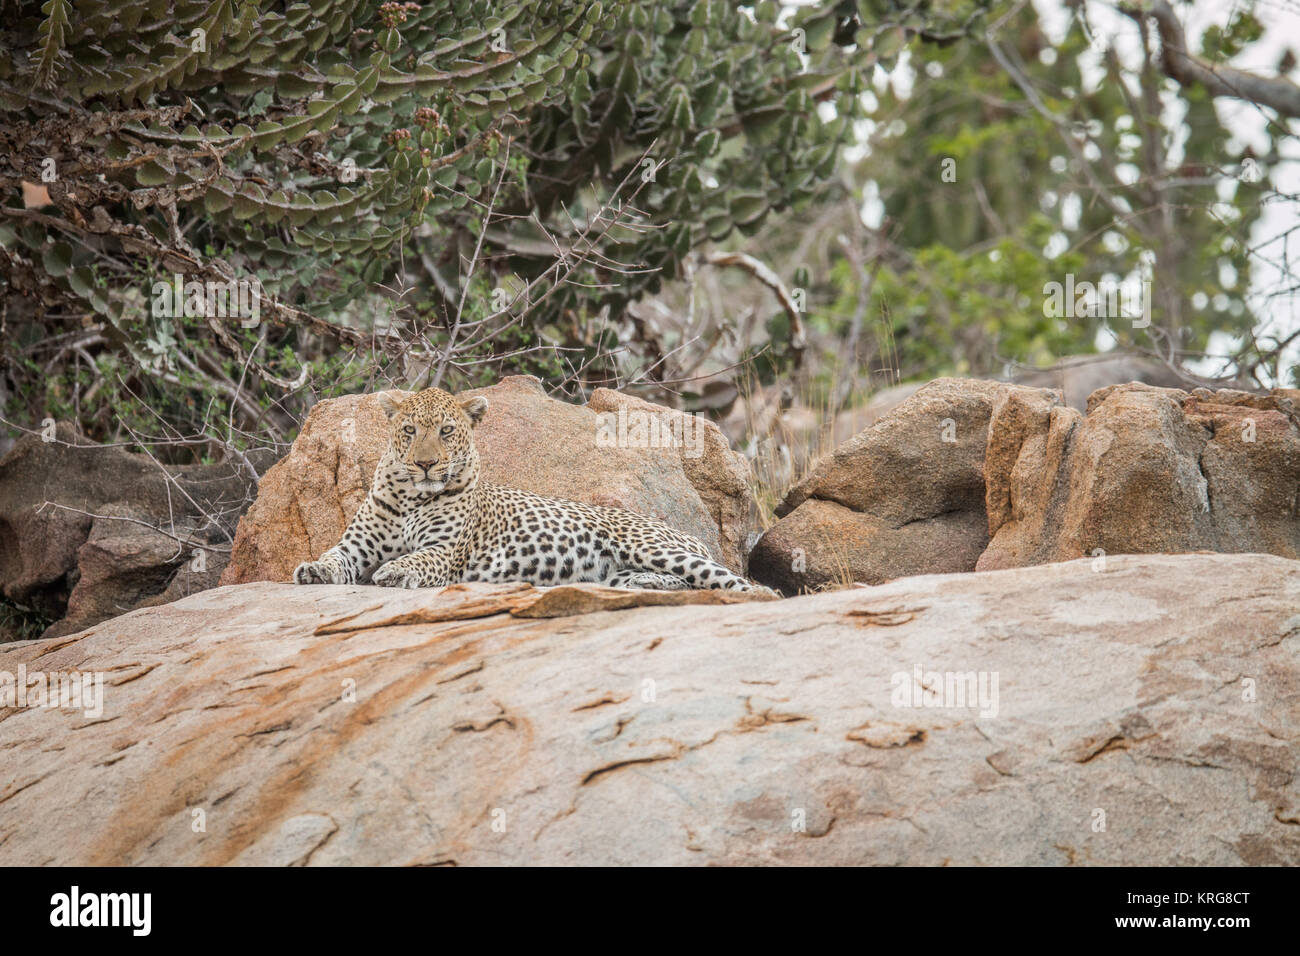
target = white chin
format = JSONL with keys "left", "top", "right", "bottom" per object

{"left": 415, "top": 479, "right": 446, "bottom": 494}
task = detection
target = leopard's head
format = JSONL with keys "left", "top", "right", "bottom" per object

{"left": 375, "top": 387, "right": 489, "bottom": 496}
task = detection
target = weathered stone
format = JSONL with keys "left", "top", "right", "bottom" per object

{"left": 751, "top": 499, "right": 991, "bottom": 593}
{"left": 978, "top": 383, "right": 1300, "bottom": 569}
{"left": 750, "top": 378, "right": 1060, "bottom": 592}
{"left": 0, "top": 424, "right": 255, "bottom": 639}
{"left": 778, "top": 378, "right": 1013, "bottom": 521}
{"left": 726, "top": 356, "right": 1212, "bottom": 512}
{"left": 2, "top": 552, "right": 1296, "bottom": 865}
{"left": 217, "top": 390, "right": 395, "bottom": 588}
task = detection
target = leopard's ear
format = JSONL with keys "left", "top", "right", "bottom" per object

{"left": 375, "top": 391, "right": 407, "bottom": 420}
{"left": 460, "top": 395, "right": 489, "bottom": 426}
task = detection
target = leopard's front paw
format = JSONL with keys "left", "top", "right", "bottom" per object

{"left": 372, "top": 558, "right": 427, "bottom": 589}
{"left": 294, "top": 559, "right": 344, "bottom": 585}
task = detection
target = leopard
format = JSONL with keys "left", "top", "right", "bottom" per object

{"left": 292, "top": 386, "right": 771, "bottom": 594}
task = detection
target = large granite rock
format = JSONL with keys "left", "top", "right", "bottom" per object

{"left": 749, "top": 378, "right": 1057, "bottom": 592}
{"left": 0, "top": 424, "right": 257, "bottom": 639}
{"left": 978, "top": 383, "right": 1300, "bottom": 569}
{"left": 220, "top": 376, "right": 757, "bottom": 584}
{"left": 1, "top": 552, "right": 1295, "bottom": 865}
{"left": 723, "top": 353, "right": 1190, "bottom": 497}
{"left": 753, "top": 377, "right": 1300, "bottom": 592}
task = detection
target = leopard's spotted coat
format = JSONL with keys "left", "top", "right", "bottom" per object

{"left": 293, "top": 387, "right": 767, "bottom": 593}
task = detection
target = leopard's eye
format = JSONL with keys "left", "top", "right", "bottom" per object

{"left": 440, "top": 424, "right": 455, "bottom": 437}
{"left": 403, "top": 424, "right": 416, "bottom": 436}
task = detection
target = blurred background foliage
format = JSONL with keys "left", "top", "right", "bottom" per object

{"left": 0, "top": 0, "right": 1295, "bottom": 466}
{"left": 799, "top": 0, "right": 1278, "bottom": 389}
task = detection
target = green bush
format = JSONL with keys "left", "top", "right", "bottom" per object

{"left": 0, "top": 0, "right": 905, "bottom": 452}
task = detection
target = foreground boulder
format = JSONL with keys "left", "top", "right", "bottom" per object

{"left": 1, "top": 552, "right": 1295, "bottom": 865}
{"left": 978, "top": 383, "right": 1300, "bottom": 569}
{"left": 220, "top": 376, "right": 756, "bottom": 584}
{"left": 0, "top": 424, "right": 258, "bottom": 639}
{"left": 749, "top": 378, "right": 1056, "bottom": 592}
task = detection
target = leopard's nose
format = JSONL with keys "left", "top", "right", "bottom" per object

{"left": 414, "top": 459, "right": 437, "bottom": 471}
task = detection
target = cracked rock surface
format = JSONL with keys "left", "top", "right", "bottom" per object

{"left": 1, "top": 552, "right": 1297, "bottom": 865}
